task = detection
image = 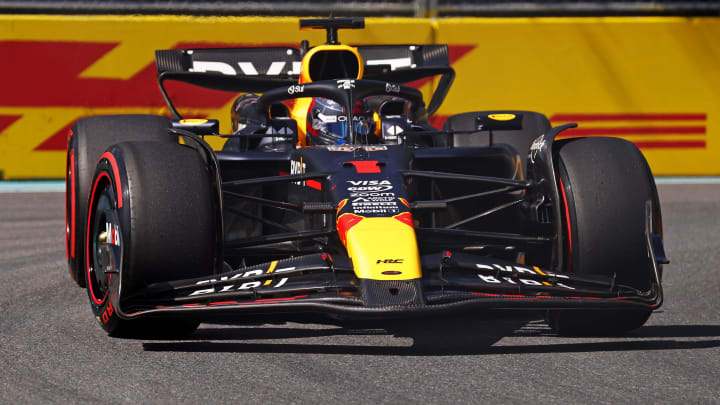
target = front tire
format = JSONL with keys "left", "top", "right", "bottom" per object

{"left": 548, "top": 137, "right": 661, "bottom": 335}
{"left": 85, "top": 141, "right": 215, "bottom": 336}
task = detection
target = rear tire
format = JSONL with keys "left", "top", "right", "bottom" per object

{"left": 548, "top": 137, "right": 659, "bottom": 335}
{"left": 85, "top": 141, "right": 215, "bottom": 336}
{"left": 66, "top": 115, "right": 175, "bottom": 287}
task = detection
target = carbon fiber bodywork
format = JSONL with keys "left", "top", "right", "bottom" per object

{"left": 115, "top": 244, "right": 662, "bottom": 321}
{"left": 76, "top": 18, "right": 667, "bottom": 329}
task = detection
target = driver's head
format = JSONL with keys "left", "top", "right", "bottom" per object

{"left": 306, "top": 97, "right": 374, "bottom": 145}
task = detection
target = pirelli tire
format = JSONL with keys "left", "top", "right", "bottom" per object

{"left": 548, "top": 137, "right": 661, "bottom": 336}
{"left": 441, "top": 110, "right": 551, "bottom": 172}
{"left": 66, "top": 115, "right": 176, "bottom": 287}
{"left": 85, "top": 141, "right": 215, "bottom": 337}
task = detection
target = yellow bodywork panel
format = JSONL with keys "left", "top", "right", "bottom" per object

{"left": 345, "top": 217, "right": 421, "bottom": 280}
{"left": 299, "top": 44, "right": 364, "bottom": 84}
{"left": 289, "top": 97, "right": 313, "bottom": 145}
{"left": 290, "top": 43, "right": 365, "bottom": 146}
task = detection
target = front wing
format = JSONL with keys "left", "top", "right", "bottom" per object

{"left": 114, "top": 249, "right": 662, "bottom": 321}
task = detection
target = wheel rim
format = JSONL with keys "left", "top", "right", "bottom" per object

{"left": 87, "top": 180, "right": 123, "bottom": 305}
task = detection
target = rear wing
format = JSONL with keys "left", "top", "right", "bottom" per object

{"left": 155, "top": 45, "right": 454, "bottom": 118}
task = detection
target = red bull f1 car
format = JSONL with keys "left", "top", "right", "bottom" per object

{"left": 65, "top": 17, "right": 667, "bottom": 337}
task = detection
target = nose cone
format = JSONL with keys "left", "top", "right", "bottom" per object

{"left": 341, "top": 213, "right": 421, "bottom": 281}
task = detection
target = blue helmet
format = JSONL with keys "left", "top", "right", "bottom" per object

{"left": 306, "top": 97, "right": 373, "bottom": 145}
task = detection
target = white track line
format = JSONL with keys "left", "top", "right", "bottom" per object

{"left": 654, "top": 177, "right": 720, "bottom": 184}
{"left": 0, "top": 181, "right": 65, "bottom": 192}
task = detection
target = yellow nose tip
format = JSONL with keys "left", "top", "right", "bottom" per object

{"left": 344, "top": 216, "right": 421, "bottom": 280}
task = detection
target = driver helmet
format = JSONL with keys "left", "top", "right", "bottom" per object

{"left": 306, "top": 97, "right": 374, "bottom": 145}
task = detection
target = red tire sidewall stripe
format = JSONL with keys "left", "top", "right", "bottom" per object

{"left": 70, "top": 149, "right": 76, "bottom": 259}
{"left": 65, "top": 149, "right": 71, "bottom": 262}
{"left": 100, "top": 151, "right": 123, "bottom": 208}
{"left": 86, "top": 171, "right": 112, "bottom": 306}
{"left": 558, "top": 175, "right": 573, "bottom": 273}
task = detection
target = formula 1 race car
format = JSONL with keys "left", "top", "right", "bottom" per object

{"left": 65, "top": 17, "right": 667, "bottom": 337}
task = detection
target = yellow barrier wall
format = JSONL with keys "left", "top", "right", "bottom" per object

{"left": 0, "top": 16, "right": 432, "bottom": 179}
{"left": 0, "top": 15, "right": 718, "bottom": 178}
{"left": 434, "top": 17, "right": 720, "bottom": 176}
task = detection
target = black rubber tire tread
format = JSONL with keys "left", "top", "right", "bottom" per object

{"left": 442, "top": 110, "right": 551, "bottom": 171}
{"left": 86, "top": 141, "right": 215, "bottom": 337}
{"left": 66, "top": 115, "right": 175, "bottom": 287}
{"left": 549, "top": 137, "right": 656, "bottom": 335}
{"left": 113, "top": 141, "right": 215, "bottom": 294}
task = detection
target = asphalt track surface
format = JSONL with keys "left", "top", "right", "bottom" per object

{"left": 1, "top": 184, "right": 718, "bottom": 404}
